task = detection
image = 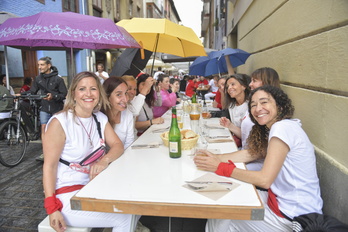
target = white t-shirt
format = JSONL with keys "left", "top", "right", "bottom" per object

{"left": 209, "top": 79, "right": 218, "bottom": 92}
{"left": 228, "top": 101, "right": 248, "bottom": 128}
{"left": 113, "top": 109, "right": 134, "bottom": 149}
{"left": 95, "top": 71, "right": 109, "bottom": 84}
{"left": 47, "top": 111, "right": 108, "bottom": 190}
{"left": 269, "top": 119, "right": 323, "bottom": 218}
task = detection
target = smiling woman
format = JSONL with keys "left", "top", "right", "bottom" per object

{"left": 102, "top": 77, "right": 135, "bottom": 149}
{"left": 194, "top": 85, "right": 323, "bottom": 232}
{"left": 42, "top": 71, "right": 137, "bottom": 231}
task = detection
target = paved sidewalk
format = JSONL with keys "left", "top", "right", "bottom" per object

{"left": 0, "top": 142, "right": 206, "bottom": 232}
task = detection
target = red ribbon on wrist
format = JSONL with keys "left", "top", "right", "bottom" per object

{"left": 44, "top": 194, "right": 63, "bottom": 215}
{"left": 215, "top": 160, "right": 236, "bottom": 177}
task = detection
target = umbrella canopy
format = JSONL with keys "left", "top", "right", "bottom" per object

{"left": 116, "top": 18, "right": 206, "bottom": 58}
{"left": 210, "top": 48, "right": 251, "bottom": 68}
{"left": 110, "top": 48, "right": 152, "bottom": 77}
{"left": 0, "top": 11, "right": 140, "bottom": 49}
{"left": 146, "top": 59, "right": 166, "bottom": 69}
{"left": 189, "top": 48, "right": 251, "bottom": 77}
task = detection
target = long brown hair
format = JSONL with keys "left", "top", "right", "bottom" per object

{"left": 102, "top": 76, "right": 128, "bottom": 127}
{"left": 251, "top": 67, "right": 280, "bottom": 88}
{"left": 223, "top": 74, "right": 251, "bottom": 109}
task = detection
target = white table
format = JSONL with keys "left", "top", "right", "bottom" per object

{"left": 71, "top": 111, "right": 264, "bottom": 227}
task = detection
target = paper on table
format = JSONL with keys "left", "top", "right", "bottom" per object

{"left": 183, "top": 173, "right": 240, "bottom": 201}
{"left": 205, "top": 129, "right": 233, "bottom": 143}
{"left": 205, "top": 123, "right": 224, "bottom": 129}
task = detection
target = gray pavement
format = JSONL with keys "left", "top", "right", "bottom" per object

{"left": 0, "top": 141, "right": 206, "bottom": 232}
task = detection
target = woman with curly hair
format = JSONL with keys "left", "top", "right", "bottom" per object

{"left": 194, "top": 85, "right": 322, "bottom": 231}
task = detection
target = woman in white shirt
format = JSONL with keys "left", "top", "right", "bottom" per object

{"left": 194, "top": 86, "right": 323, "bottom": 232}
{"left": 219, "top": 74, "right": 250, "bottom": 146}
{"left": 102, "top": 77, "right": 134, "bottom": 149}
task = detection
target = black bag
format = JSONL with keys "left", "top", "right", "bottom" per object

{"left": 293, "top": 213, "right": 348, "bottom": 232}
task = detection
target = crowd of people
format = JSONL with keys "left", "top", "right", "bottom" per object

{"left": 0, "top": 59, "right": 325, "bottom": 231}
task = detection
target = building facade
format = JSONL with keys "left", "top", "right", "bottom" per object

{"left": 201, "top": 0, "right": 348, "bottom": 223}
{"left": 0, "top": 0, "right": 180, "bottom": 89}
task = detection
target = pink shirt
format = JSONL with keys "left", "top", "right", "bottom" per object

{"left": 153, "top": 89, "right": 177, "bottom": 117}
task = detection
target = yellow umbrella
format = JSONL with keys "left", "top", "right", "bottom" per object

{"left": 117, "top": 18, "right": 206, "bottom": 58}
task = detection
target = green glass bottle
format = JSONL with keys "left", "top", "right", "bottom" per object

{"left": 191, "top": 92, "right": 197, "bottom": 103}
{"left": 169, "top": 106, "right": 182, "bottom": 158}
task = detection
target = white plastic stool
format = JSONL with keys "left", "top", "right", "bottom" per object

{"left": 38, "top": 216, "right": 92, "bottom": 232}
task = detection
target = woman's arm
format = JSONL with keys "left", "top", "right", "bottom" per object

{"left": 154, "top": 91, "right": 162, "bottom": 106}
{"left": 194, "top": 149, "right": 258, "bottom": 172}
{"left": 89, "top": 122, "right": 124, "bottom": 180}
{"left": 129, "top": 94, "right": 146, "bottom": 116}
{"left": 219, "top": 117, "right": 241, "bottom": 138}
{"left": 231, "top": 137, "right": 289, "bottom": 189}
{"left": 42, "top": 118, "right": 67, "bottom": 231}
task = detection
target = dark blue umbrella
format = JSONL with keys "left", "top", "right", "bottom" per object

{"left": 210, "top": 48, "right": 251, "bottom": 68}
{"left": 189, "top": 48, "right": 251, "bottom": 77}
{"left": 189, "top": 51, "right": 225, "bottom": 76}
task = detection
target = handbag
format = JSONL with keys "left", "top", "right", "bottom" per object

{"left": 59, "top": 113, "right": 106, "bottom": 174}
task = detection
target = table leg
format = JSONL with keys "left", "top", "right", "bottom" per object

{"left": 130, "top": 215, "right": 137, "bottom": 232}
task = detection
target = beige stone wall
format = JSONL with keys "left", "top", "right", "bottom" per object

{"left": 235, "top": 0, "right": 348, "bottom": 168}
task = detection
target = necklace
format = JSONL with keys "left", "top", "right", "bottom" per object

{"left": 77, "top": 116, "right": 94, "bottom": 148}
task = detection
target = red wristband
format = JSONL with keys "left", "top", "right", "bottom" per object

{"left": 44, "top": 194, "right": 63, "bottom": 215}
{"left": 215, "top": 160, "right": 236, "bottom": 177}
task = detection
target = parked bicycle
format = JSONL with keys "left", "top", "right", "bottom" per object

{"left": 0, "top": 93, "right": 47, "bottom": 167}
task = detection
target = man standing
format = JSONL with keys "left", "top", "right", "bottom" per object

{"left": 28, "top": 56, "right": 67, "bottom": 160}
{"left": 95, "top": 63, "right": 109, "bottom": 84}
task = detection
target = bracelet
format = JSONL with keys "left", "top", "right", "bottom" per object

{"left": 44, "top": 194, "right": 63, "bottom": 215}
{"left": 150, "top": 119, "right": 153, "bottom": 125}
{"left": 215, "top": 160, "right": 236, "bottom": 177}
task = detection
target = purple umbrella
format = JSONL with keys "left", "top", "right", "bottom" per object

{"left": 0, "top": 11, "right": 140, "bottom": 49}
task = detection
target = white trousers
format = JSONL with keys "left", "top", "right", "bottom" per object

{"left": 206, "top": 190, "right": 292, "bottom": 232}
{"left": 58, "top": 191, "right": 140, "bottom": 232}
{"left": 204, "top": 92, "right": 216, "bottom": 100}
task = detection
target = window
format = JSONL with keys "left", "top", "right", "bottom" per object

{"left": 93, "top": 0, "right": 103, "bottom": 17}
{"left": 63, "top": 0, "right": 79, "bottom": 13}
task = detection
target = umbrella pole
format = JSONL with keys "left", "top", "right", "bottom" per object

{"left": 151, "top": 34, "right": 160, "bottom": 75}
{"left": 225, "top": 55, "right": 235, "bottom": 75}
{"left": 4, "top": 46, "right": 10, "bottom": 90}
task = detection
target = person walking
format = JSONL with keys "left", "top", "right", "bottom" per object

{"left": 27, "top": 56, "right": 67, "bottom": 161}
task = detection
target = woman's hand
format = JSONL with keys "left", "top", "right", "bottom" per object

{"left": 220, "top": 117, "right": 232, "bottom": 128}
{"left": 193, "top": 150, "right": 222, "bottom": 172}
{"left": 89, "top": 158, "right": 109, "bottom": 180}
{"left": 49, "top": 211, "right": 66, "bottom": 232}
{"left": 152, "top": 117, "right": 164, "bottom": 125}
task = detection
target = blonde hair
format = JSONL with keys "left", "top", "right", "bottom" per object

{"left": 63, "top": 71, "right": 110, "bottom": 115}
{"left": 121, "top": 75, "right": 136, "bottom": 83}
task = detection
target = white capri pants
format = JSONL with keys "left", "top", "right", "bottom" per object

{"left": 206, "top": 190, "right": 292, "bottom": 232}
{"left": 57, "top": 191, "right": 140, "bottom": 232}
{"left": 204, "top": 92, "right": 216, "bottom": 100}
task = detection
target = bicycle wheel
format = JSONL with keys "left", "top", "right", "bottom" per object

{"left": 0, "top": 120, "right": 27, "bottom": 167}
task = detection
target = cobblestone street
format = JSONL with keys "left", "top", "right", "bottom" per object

{"left": 0, "top": 141, "right": 206, "bottom": 232}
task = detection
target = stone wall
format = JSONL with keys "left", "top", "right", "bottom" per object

{"left": 231, "top": 0, "right": 348, "bottom": 223}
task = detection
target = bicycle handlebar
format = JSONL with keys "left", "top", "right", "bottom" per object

{"left": 0, "top": 94, "right": 48, "bottom": 100}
